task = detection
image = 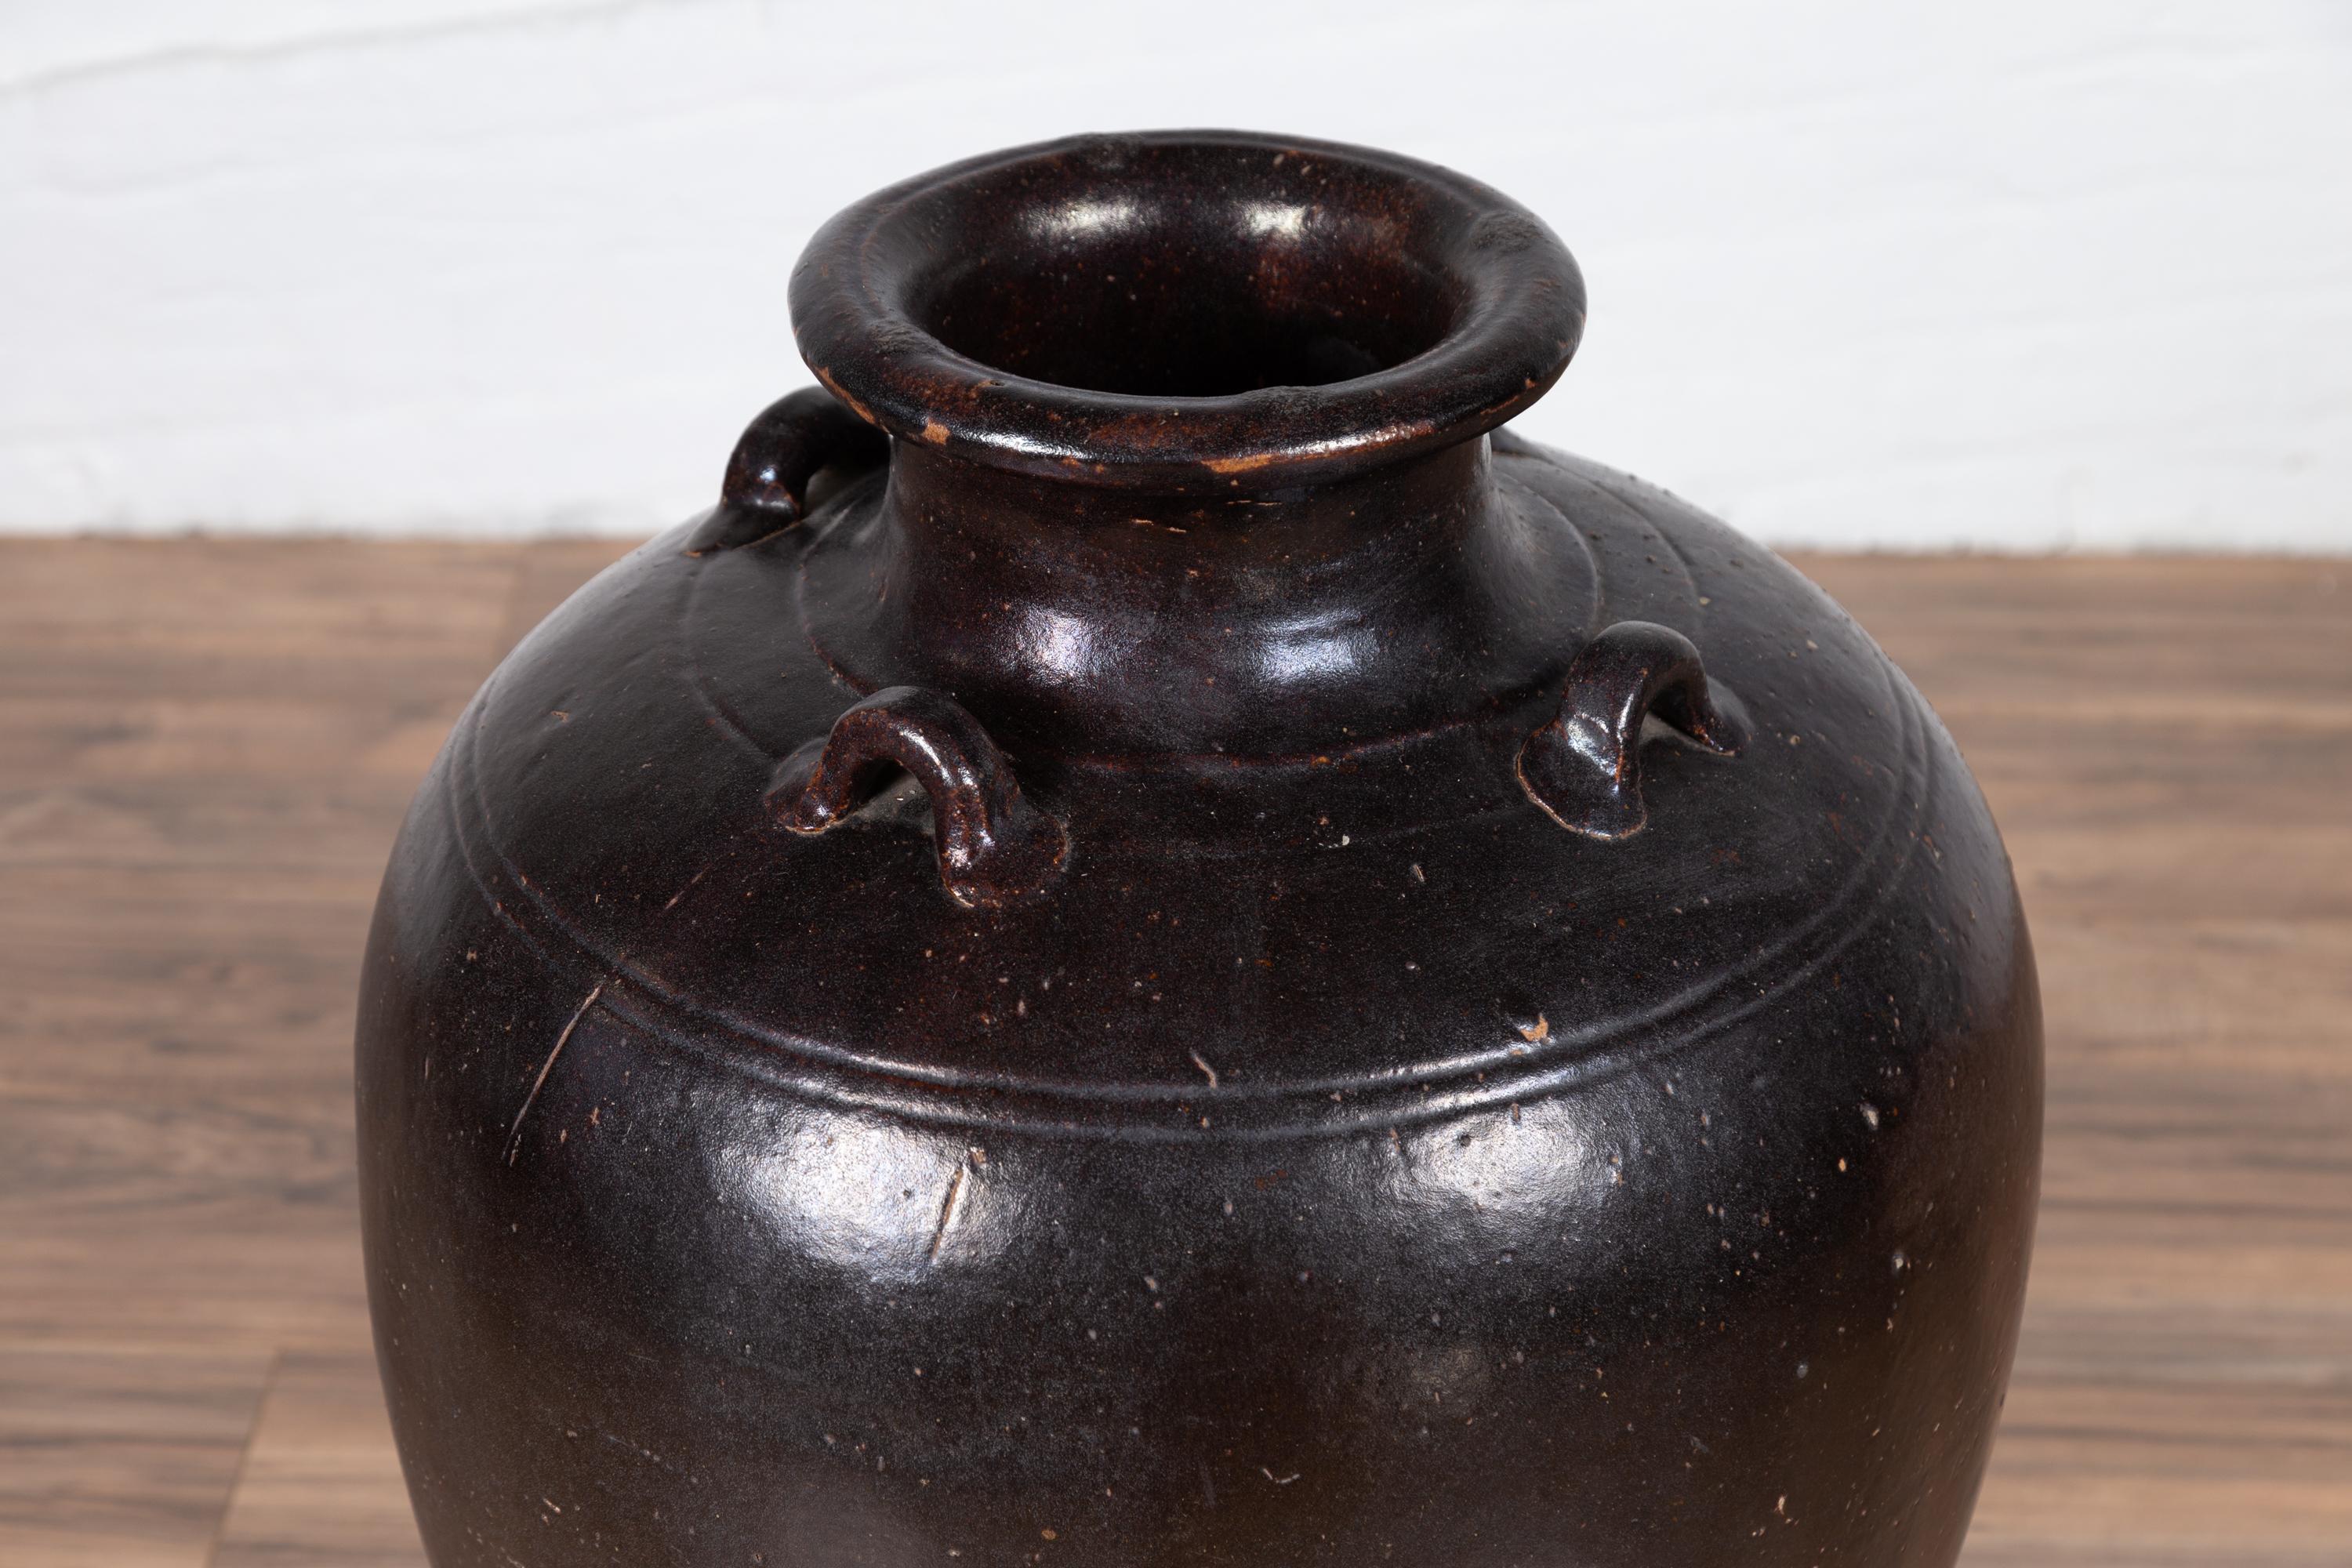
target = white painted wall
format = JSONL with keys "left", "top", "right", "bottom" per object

{"left": 5, "top": 1, "right": 2349, "bottom": 550}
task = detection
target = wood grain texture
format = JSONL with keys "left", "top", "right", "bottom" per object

{"left": 209, "top": 1354, "right": 419, "bottom": 1568}
{"left": 1, "top": 539, "right": 2344, "bottom": 1566}
{"left": 0, "top": 1346, "right": 271, "bottom": 1568}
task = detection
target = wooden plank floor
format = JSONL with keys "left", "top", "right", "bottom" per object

{"left": 2, "top": 539, "right": 2347, "bottom": 1566}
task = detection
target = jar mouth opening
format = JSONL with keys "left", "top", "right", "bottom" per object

{"left": 789, "top": 130, "right": 1585, "bottom": 492}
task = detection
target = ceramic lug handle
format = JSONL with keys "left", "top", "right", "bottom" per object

{"left": 768, "top": 686, "right": 1069, "bottom": 909}
{"left": 1516, "top": 620, "right": 1749, "bottom": 840}
{"left": 684, "top": 387, "right": 889, "bottom": 554}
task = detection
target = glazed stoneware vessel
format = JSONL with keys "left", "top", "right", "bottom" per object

{"left": 358, "top": 131, "right": 2040, "bottom": 1566}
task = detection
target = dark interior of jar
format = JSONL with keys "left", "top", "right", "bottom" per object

{"left": 904, "top": 189, "right": 1458, "bottom": 398}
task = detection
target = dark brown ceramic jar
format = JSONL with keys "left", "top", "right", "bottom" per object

{"left": 358, "top": 131, "right": 2040, "bottom": 1567}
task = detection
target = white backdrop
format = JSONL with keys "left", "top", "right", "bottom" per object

{"left": 5, "top": 0, "right": 2349, "bottom": 550}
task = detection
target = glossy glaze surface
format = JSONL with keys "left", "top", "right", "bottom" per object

{"left": 358, "top": 131, "right": 2040, "bottom": 1566}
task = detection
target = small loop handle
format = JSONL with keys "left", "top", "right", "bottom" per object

{"left": 1516, "top": 620, "right": 1748, "bottom": 840}
{"left": 768, "top": 686, "right": 1068, "bottom": 909}
{"left": 684, "top": 386, "right": 887, "bottom": 554}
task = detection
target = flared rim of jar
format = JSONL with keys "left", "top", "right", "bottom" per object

{"left": 789, "top": 129, "right": 1585, "bottom": 494}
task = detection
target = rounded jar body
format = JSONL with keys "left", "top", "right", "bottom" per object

{"left": 358, "top": 132, "right": 2040, "bottom": 1568}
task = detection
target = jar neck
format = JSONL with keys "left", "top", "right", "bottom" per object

{"left": 801, "top": 435, "right": 1591, "bottom": 761}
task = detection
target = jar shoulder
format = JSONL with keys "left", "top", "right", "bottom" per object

{"left": 361, "top": 437, "right": 2031, "bottom": 1142}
